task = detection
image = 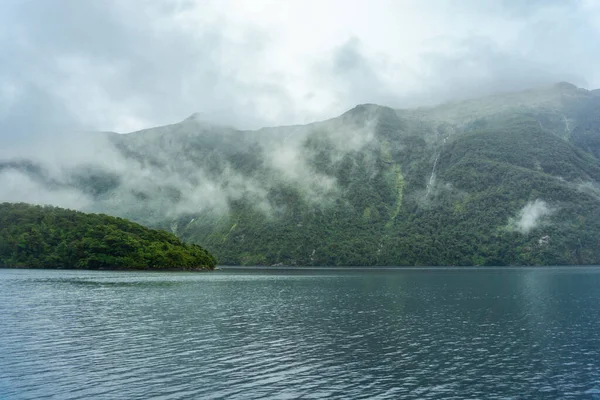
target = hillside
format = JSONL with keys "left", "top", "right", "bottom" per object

{"left": 0, "top": 203, "right": 216, "bottom": 270}
{"left": 2, "top": 83, "right": 600, "bottom": 266}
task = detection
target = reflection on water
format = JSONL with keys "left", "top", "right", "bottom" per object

{"left": 1, "top": 267, "right": 600, "bottom": 399}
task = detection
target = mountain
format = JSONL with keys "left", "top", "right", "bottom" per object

{"left": 2, "top": 82, "right": 600, "bottom": 266}
{"left": 0, "top": 203, "right": 216, "bottom": 270}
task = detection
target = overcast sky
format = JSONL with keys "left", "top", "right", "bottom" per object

{"left": 1, "top": 0, "right": 599, "bottom": 139}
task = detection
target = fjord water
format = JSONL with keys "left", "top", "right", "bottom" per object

{"left": 1, "top": 268, "right": 600, "bottom": 399}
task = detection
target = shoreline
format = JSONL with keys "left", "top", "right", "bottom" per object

{"left": 0, "top": 265, "right": 215, "bottom": 272}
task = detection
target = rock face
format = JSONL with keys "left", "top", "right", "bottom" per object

{"left": 2, "top": 83, "right": 600, "bottom": 266}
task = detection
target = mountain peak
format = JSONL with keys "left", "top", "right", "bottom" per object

{"left": 398, "top": 82, "right": 591, "bottom": 124}
{"left": 183, "top": 112, "right": 205, "bottom": 122}
{"left": 554, "top": 81, "right": 579, "bottom": 91}
{"left": 181, "top": 112, "right": 235, "bottom": 130}
{"left": 340, "top": 103, "right": 388, "bottom": 120}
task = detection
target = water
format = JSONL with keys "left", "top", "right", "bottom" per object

{"left": 1, "top": 267, "right": 600, "bottom": 399}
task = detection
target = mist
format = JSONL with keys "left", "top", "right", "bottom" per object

{"left": 512, "top": 200, "right": 554, "bottom": 234}
{"left": 0, "top": 108, "right": 383, "bottom": 223}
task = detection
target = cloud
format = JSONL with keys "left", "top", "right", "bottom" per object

{"left": 294, "top": 1, "right": 600, "bottom": 115}
{"left": 0, "top": 0, "right": 297, "bottom": 139}
{"left": 1, "top": 0, "right": 599, "bottom": 139}
{"left": 0, "top": 170, "right": 91, "bottom": 210}
{"left": 511, "top": 199, "right": 554, "bottom": 234}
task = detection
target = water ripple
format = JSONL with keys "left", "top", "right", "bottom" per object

{"left": 1, "top": 267, "right": 600, "bottom": 399}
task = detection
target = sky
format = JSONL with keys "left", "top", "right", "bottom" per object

{"left": 1, "top": 0, "right": 600, "bottom": 140}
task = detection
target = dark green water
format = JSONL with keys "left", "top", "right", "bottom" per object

{"left": 1, "top": 267, "right": 600, "bottom": 399}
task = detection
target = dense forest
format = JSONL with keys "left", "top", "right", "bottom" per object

{"left": 0, "top": 203, "right": 216, "bottom": 270}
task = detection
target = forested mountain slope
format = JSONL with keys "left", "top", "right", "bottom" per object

{"left": 2, "top": 82, "right": 600, "bottom": 265}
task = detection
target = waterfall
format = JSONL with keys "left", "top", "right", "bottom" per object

{"left": 562, "top": 114, "right": 571, "bottom": 135}
{"left": 425, "top": 153, "right": 440, "bottom": 197}
{"left": 426, "top": 137, "right": 446, "bottom": 197}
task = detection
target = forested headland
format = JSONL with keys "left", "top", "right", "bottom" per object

{"left": 0, "top": 203, "right": 216, "bottom": 270}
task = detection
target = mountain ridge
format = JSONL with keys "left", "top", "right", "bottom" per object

{"left": 119, "top": 82, "right": 590, "bottom": 137}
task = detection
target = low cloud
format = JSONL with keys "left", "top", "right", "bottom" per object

{"left": 0, "top": 109, "right": 381, "bottom": 222}
{"left": 511, "top": 199, "right": 554, "bottom": 234}
{"left": 0, "top": 170, "right": 91, "bottom": 211}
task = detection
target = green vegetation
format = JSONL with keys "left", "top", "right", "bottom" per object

{"left": 0, "top": 203, "right": 216, "bottom": 270}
